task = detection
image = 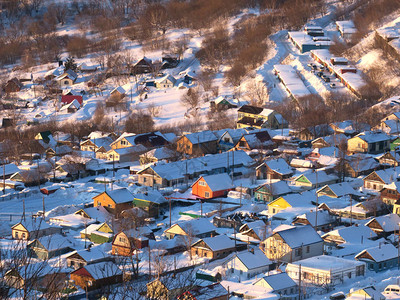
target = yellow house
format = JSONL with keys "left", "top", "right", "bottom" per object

{"left": 236, "top": 105, "right": 287, "bottom": 130}
{"left": 110, "top": 133, "right": 136, "bottom": 150}
{"left": 347, "top": 132, "right": 390, "bottom": 154}
{"left": 268, "top": 197, "right": 293, "bottom": 215}
{"left": 93, "top": 188, "right": 134, "bottom": 216}
{"left": 347, "top": 286, "right": 384, "bottom": 300}
{"left": 268, "top": 193, "right": 312, "bottom": 215}
{"left": 11, "top": 219, "right": 61, "bottom": 240}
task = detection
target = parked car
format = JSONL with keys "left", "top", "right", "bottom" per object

{"left": 330, "top": 83, "right": 336, "bottom": 88}
{"left": 316, "top": 71, "right": 323, "bottom": 77}
{"left": 384, "top": 285, "right": 400, "bottom": 295}
{"left": 322, "top": 76, "right": 330, "bottom": 82}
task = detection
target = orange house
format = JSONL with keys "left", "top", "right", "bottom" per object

{"left": 191, "top": 173, "right": 234, "bottom": 199}
{"left": 93, "top": 188, "right": 134, "bottom": 216}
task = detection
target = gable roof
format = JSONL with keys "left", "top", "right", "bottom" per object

{"left": 29, "top": 234, "right": 73, "bottom": 251}
{"left": 166, "top": 218, "right": 216, "bottom": 236}
{"left": 317, "top": 182, "right": 360, "bottom": 198}
{"left": 194, "top": 234, "right": 235, "bottom": 251}
{"left": 66, "top": 246, "right": 109, "bottom": 263}
{"left": 194, "top": 173, "right": 234, "bottom": 191}
{"left": 355, "top": 243, "right": 398, "bottom": 262}
{"left": 354, "top": 131, "right": 390, "bottom": 143}
{"left": 183, "top": 130, "right": 218, "bottom": 144}
{"left": 274, "top": 225, "right": 322, "bottom": 248}
{"left": 295, "top": 170, "right": 338, "bottom": 185}
{"left": 322, "top": 225, "right": 377, "bottom": 244}
{"left": 254, "top": 272, "right": 297, "bottom": 291}
{"left": 76, "top": 261, "right": 122, "bottom": 280}
{"left": 263, "top": 158, "right": 292, "bottom": 175}
{"left": 238, "top": 105, "right": 264, "bottom": 115}
{"left": 12, "top": 218, "right": 52, "bottom": 232}
{"left": 293, "top": 210, "right": 335, "bottom": 227}
{"left": 365, "top": 214, "right": 400, "bottom": 232}
{"left": 234, "top": 248, "right": 272, "bottom": 270}
{"left": 102, "top": 188, "right": 134, "bottom": 204}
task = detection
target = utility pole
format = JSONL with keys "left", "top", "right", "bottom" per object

{"left": 148, "top": 245, "right": 151, "bottom": 279}
{"left": 2, "top": 159, "right": 5, "bottom": 195}
{"left": 398, "top": 223, "right": 400, "bottom": 270}
{"left": 350, "top": 195, "right": 353, "bottom": 226}
{"left": 169, "top": 198, "right": 172, "bottom": 228}
{"left": 42, "top": 196, "right": 45, "bottom": 220}
{"left": 93, "top": 137, "right": 96, "bottom": 158}
{"left": 240, "top": 184, "right": 242, "bottom": 206}
{"left": 298, "top": 264, "right": 302, "bottom": 300}
{"left": 23, "top": 198, "right": 26, "bottom": 222}
{"left": 232, "top": 150, "right": 234, "bottom": 183}
{"left": 315, "top": 170, "right": 318, "bottom": 231}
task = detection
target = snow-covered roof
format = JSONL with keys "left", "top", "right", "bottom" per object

{"left": 184, "top": 130, "right": 218, "bottom": 144}
{"left": 294, "top": 210, "right": 335, "bottom": 227}
{"left": 56, "top": 69, "right": 78, "bottom": 81}
{"left": 317, "top": 182, "right": 360, "bottom": 198}
{"left": 290, "top": 158, "right": 314, "bottom": 168}
{"left": 254, "top": 272, "right": 297, "bottom": 291}
{"left": 133, "top": 189, "right": 167, "bottom": 204}
{"left": 365, "top": 214, "right": 400, "bottom": 232}
{"left": 355, "top": 243, "right": 398, "bottom": 262}
{"left": 336, "top": 20, "right": 357, "bottom": 34}
{"left": 141, "top": 147, "right": 176, "bottom": 160}
{"left": 256, "top": 180, "right": 292, "bottom": 196}
{"left": 354, "top": 131, "right": 391, "bottom": 143}
{"left": 12, "top": 218, "right": 52, "bottom": 232}
{"left": 67, "top": 245, "right": 109, "bottom": 262}
{"left": 322, "top": 225, "right": 377, "bottom": 244}
{"left": 233, "top": 249, "right": 272, "bottom": 270}
{"left": 111, "top": 86, "right": 126, "bottom": 95}
{"left": 103, "top": 188, "right": 134, "bottom": 204}
{"left": 274, "top": 225, "right": 322, "bottom": 248}
{"left": 263, "top": 158, "right": 292, "bottom": 175}
{"left": 288, "top": 255, "right": 364, "bottom": 271}
{"left": 294, "top": 170, "right": 338, "bottom": 185}
{"left": 81, "top": 261, "right": 122, "bottom": 280}
{"left": 29, "top": 233, "right": 73, "bottom": 251}
{"left": 196, "top": 173, "right": 234, "bottom": 191}
{"left": 184, "top": 283, "right": 228, "bottom": 300}
{"left": 195, "top": 234, "right": 235, "bottom": 251}
{"left": 155, "top": 74, "right": 176, "bottom": 85}
{"left": 376, "top": 16, "right": 400, "bottom": 40}
{"left": 273, "top": 64, "right": 311, "bottom": 99}
{"left": 288, "top": 31, "right": 331, "bottom": 48}
{"left": 169, "top": 218, "right": 216, "bottom": 236}
{"left": 0, "top": 163, "right": 20, "bottom": 176}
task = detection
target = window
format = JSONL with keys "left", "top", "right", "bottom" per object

{"left": 203, "top": 252, "right": 207, "bottom": 257}
{"left": 15, "top": 232, "right": 18, "bottom": 239}
{"left": 108, "top": 204, "right": 112, "bottom": 208}
{"left": 205, "top": 191, "right": 210, "bottom": 198}
{"left": 199, "top": 181, "right": 207, "bottom": 186}
{"left": 224, "top": 138, "right": 230, "bottom": 142}
{"left": 22, "top": 233, "right": 26, "bottom": 239}
{"left": 88, "top": 280, "right": 93, "bottom": 286}
{"left": 119, "top": 237, "right": 125, "bottom": 242}
{"left": 64, "top": 80, "right": 69, "bottom": 84}
{"left": 348, "top": 272, "right": 352, "bottom": 279}
{"left": 97, "top": 202, "right": 101, "bottom": 206}
{"left": 143, "top": 177, "right": 147, "bottom": 183}
{"left": 295, "top": 248, "right": 302, "bottom": 257}
{"left": 306, "top": 246, "right": 310, "bottom": 253}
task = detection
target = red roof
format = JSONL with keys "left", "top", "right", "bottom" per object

{"left": 61, "top": 95, "right": 83, "bottom": 105}
{"left": 71, "top": 267, "right": 93, "bottom": 279}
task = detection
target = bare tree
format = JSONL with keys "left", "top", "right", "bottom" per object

{"left": 180, "top": 88, "right": 201, "bottom": 110}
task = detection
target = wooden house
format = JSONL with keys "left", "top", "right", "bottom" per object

{"left": 164, "top": 218, "right": 217, "bottom": 240}
{"left": 365, "top": 214, "right": 400, "bottom": 237}
{"left": 267, "top": 193, "right": 312, "bottom": 215}
{"left": 237, "top": 220, "right": 267, "bottom": 243}
{"left": 355, "top": 244, "right": 399, "bottom": 272}
{"left": 256, "top": 158, "right": 292, "bottom": 180}
{"left": 105, "top": 145, "right": 147, "bottom": 163}
{"left": 233, "top": 130, "right": 273, "bottom": 151}
{"left": 132, "top": 57, "right": 154, "bottom": 74}
{"left": 254, "top": 181, "right": 292, "bottom": 203}
{"left": 66, "top": 246, "right": 113, "bottom": 269}
{"left": 132, "top": 190, "right": 167, "bottom": 217}
{"left": 110, "top": 86, "right": 126, "bottom": 100}
{"left": 80, "top": 136, "right": 113, "bottom": 155}
{"left": 80, "top": 222, "right": 113, "bottom": 244}
{"left": 110, "top": 131, "right": 171, "bottom": 150}
{"left": 343, "top": 156, "right": 379, "bottom": 178}
{"left": 337, "top": 198, "right": 388, "bottom": 220}
{"left": 363, "top": 169, "right": 397, "bottom": 191}
{"left": 211, "top": 96, "right": 237, "bottom": 111}
{"left": 322, "top": 225, "right": 378, "bottom": 247}
{"left": 11, "top": 219, "right": 62, "bottom": 240}
{"left": 347, "top": 287, "right": 385, "bottom": 300}
{"left": 112, "top": 227, "right": 154, "bottom": 256}
{"left": 176, "top": 130, "right": 218, "bottom": 156}
{"left": 347, "top": 132, "right": 391, "bottom": 154}
{"left": 292, "top": 210, "right": 337, "bottom": 232}
{"left": 70, "top": 261, "right": 123, "bottom": 291}
{"left": 56, "top": 70, "right": 78, "bottom": 87}
{"left": 3, "top": 78, "right": 23, "bottom": 93}
{"left": 316, "top": 182, "right": 361, "bottom": 199}
{"left": 146, "top": 276, "right": 190, "bottom": 300}
{"left": 295, "top": 124, "right": 333, "bottom": 141}
{"left": 0, "top": 163, "right": 20, "bottom": 179}
{"left": 376, "top": 151, "right": 400, "bottom": 167}
{"left": 191, "top": 173, "right": 234, "bottom": 199}
{"left": 191, "top": 235, "right": 236, "bottom": 260}
{"left": 61, "top": 95, "right": 83, "bottom": 106}
{"left": 27, "top": 234, "right": 74, "bottom": 260}
{"left": 260, "top": 225, "right": 323, "bottom": 263}
{"left": 177, "top": 283, "right": 228, "bottom": 300}
{"left": 381, "top": 182, "right": 400, "bottom": 206}
{"left": 253, "top": 272, "right": 298, "bottom": 296}
{"left": 294, "top": 170, "right": 339, "bottom": 189}
{"left": 93, "top": 188, "right": 135, "bottom": 216}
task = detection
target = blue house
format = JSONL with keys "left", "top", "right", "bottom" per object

{"left": 355, "top": 244, "right": 398, "bottom": 272}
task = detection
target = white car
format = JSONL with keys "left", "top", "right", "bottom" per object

{"left": 384, "top": 284, "right": 400, "bottom": 295}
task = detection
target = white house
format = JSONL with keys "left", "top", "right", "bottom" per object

{"left": 155, "top": 74, "right": 176, "bottom": 89}
{"left": 225, "top": 248, "right": 273, "bottom": 280}
{"left": 286, "top": 255, "right": 366, "bottom": 286}
{"left": 253, "top": 272, "right": 298, "bottom": 298}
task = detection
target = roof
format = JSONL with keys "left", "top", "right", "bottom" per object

{"left": 61, "top": 95, "right": 83, "bottom": 105}
{"left": 254, "top": 272, "right": 297, "bottom": 291}
{"left": 195, "top": 173, "right": 234, "bottom": 191}
{"left": 194, "top": 234, "right": 235, "bottom": 251}
{"left": 57, "top": 69, "right": 78, "bottom": 81}
{"left": 273, "top": 64, "right": 311, "bottom": 98}
{"left": 287, "top": 255, "right": 365, "bottom": 271}
{"left": 141, "top": 147, "right": 176, "bottom": 160}
{"left": 183, "top": 130, "right": 218, "bottom": 144}
{"left": 295, "top": 170, "right": 338, "bottom": 185}
{"left": 234, "top": 248, "right": 272, "bottom": 270}
{"left": 29, "top": 233, "right": 73, "bottom": 251}
{"left": 346, "top": 156, "right": 379, "bottom": 172}
{"left": 181, "top": 283, "right": 227, "bottom": 300}
{"left": 78, "top": 261, "right": 122, "bottom": 280}
{"left": 322, "top": 225, "right": 377, "bottom": 243}
{"left": 365, "top": 214, "right": 400, "bottom": 232}
{"left": 355, "top": 243, "right": 398, "bottom": 262}
{"left": 155, "top": 74, "right": 176, "bottom": 85}
{"left": 238, "top": 105, "right": 264, "bottom": 115}
{"left": 103, "top": 188, "right": 134, "bottom": 204}
{"left": 294, "top": 210, "right": 335, "bottom": 227}
{"left": 111, "top": 86, "right": 126, "bottom": 95}
{"left": 167, "top": 218, "right": 216, "bottom": 236}
{"left": 264, "top": 158, "right": 292, "bottom": 175}
{"left": 317, "top": 182, "right": 360, "bottom": 197}
{"left": 133, "top": 190, "right": 167, "bottom": 204}
{"left": 274, "top": 225, "right": 322, "bottom": 248}
{"left": 12, "top": 218, "right": 52, "bottom": 232}
{"left": 256, "top": 180, "right": 292, "bottom": 196}
{"left": 0, "top": 163, "right": 20, "bottom": 176}
{"left": 67, "top": 245, "right": 109, "bottom": 262}
{"left": 353, "top": 131, "right": 391, "bottom": 143}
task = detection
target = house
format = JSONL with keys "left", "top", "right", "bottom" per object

{"left": 225, "top": 248, "right": 273, "bottom": 281}
{"left": 110, "top": 86, "right": 126, "bottom": 100}
{"left": 112, "top": 227, "right": 154, "bottom": 256}
{"left": 0, "top": 163, "right": 20, "bottom": 179}
{"left": 56, "top": 69, "right": 78, "bottom": 87}
{"left": 66, "top": 246, "right": 113, "bottom": 269}
{"left": 381, "top": 181, "right": 400, "bottom": 206}
{"left": 336, "top": 198, "right": 388, "bottom": 220}
{"left": 80, "top": 136, "right": 113, "bottom": 156}
{"left": 260, "top": 225, "right": 324, "bottom": 263}
{"left": 329, "top": 120, "right": 369, "bottom": 136}
{"left": 139, "top": 147, "right": 178, "bottom": 165}
{"left": 237, "top": 220, "right": 267, "bottom": 243}
{"left": 161, "top": 54, "right": 180, "bottom": 69}
{"left": 336, "top": 20, "right": 357, "bottom": 40}
{"left": 137, "top": 150, "right": 254, "bottom": 188}
{"left": 233, "top": 129, "right": 273, "bottom": 151}
{"left": 293, "top": 170, "right": 339, "bottom": 189}
{"left": 11, "top": 218, "right": 62, "bottom": 240}
{"left": 45, "top": 145, "right": 73, "bottom": 157}
{"left": 60, "top": 99, "right": 81, "bottom": 113}
{"left": 211, "top": 96, "right": 237, "bottom": 111}
{"left": 355, "top": 243, "right": 399, "bottom": 272}
{"left": 347, "top": 286, "right": 385, "bottom": 300}
{"left": 146, "top": 275, "right": 191, "bottom": 300}
{"left": 255, "top": 158, "right": 293, "bottom": 180}
{"left": 267, "top": 192, "right": 313, "bottom": 215}
{"left": 93, "top": 188, "right": 135, "bottom": 216}
{"left": 70, "top": 261, "right": 123, "bottom": 291}
{"left": 364, "top": 168, "right": 400, "bottom": 192}
{"left": 348, "top": 131, "right": 391, "bottom": 154}
{"left": 177, "top": 283, "right": 228, "bottom": 300}
{"left": 191, "top": 173, "right": 234, "bottom": 199}
{"left": 365, "top": 214, "right": 400, "bottom": 237}
{"left": 376, "top": 151, "right": 400, "bottom": 166}
{"left": 254, "top": 181, "right": 292, "bottom": 203}
{"left": 3, "top": 77, "right": 23, "bottom": 93}
{"left": 317, "top": 182, "right": 361, "bottom": 199}
{"left": 132, "top": 57, "right": 154, "bottom": 74}
{"left": 217, "top": 128, "right": 248, "bottom": 151}
{"left": 253, "top": 272, "right": 298, "bottom": 297}
{"left": 285, "top": 255, "right": 366, "bottom": 286}
{"left": 155, "top": 74, "right": 176, "bottom": 89}
{"left": 322, "top": 225, "right": 378, "bottom": 247}
{"left": 311, "top": 134, "right": 348, "bottom": 149}
{"left": 35, "top": 130, "right": 54, "bottom": 144}
{"left": 111, "top": 131, "right": 172, "bottom": 150}
{"left": 295, "top": 124, "right": 333, "bottom": 141}
{"left": 105, "top": 145, "right": 147, "bottom": 163}
{"left": 292, "top": 210, "right": 337, "bottom": 232}
{"left": 80, "top": 222, "right": 113, "bottom": 244}
{"left": 132, "top": 190, "right": 168, "bottom": 217}
{"left": 27, "top": 234, "right": 74, "bottom": 260}
{"left": 61, "top": 95, "right": 83, "bottom": 106}
{"left": 237, "top": 105, "right": 287, "bottom": 130}
{"left": 344, "top": 156, "right": 380, "bottom": 177}
{"left": 176, "top": 130, "right": 218, "bottom": 156}
{"left": 164, "top": 218, "right": 217, "bottom": 239}
{"left": 191, "top": 234, "right": 236, "bottom": 260}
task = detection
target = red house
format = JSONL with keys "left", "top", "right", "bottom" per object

{"left": 191, "top": 173, "right": 234, "bottom": 199}
{"left": 61, "top": 95, "right": 83, "bottom": 106}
